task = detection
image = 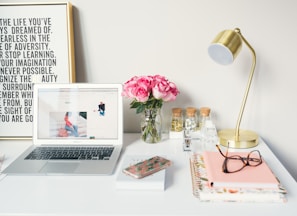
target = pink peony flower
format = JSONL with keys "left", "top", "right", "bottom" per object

{"left": 122, "top": 75, "right": 179, "bottom": 113}
{"left": 152, "top": 75, "right": 178, "bottom": 102}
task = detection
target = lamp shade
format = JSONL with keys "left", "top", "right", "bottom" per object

{"left": 208, "top": 30, "right": 242, "bottom": 65}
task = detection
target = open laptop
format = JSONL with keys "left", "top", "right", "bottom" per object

{"left": 2, "top": 83, "right": 123, "bottom": 175}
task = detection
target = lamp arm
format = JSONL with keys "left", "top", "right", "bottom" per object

{"left": 235, "top": 29, "right": 256, "bottom": 140}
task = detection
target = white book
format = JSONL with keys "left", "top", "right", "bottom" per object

{"left": 115, "top": 155, "right": 166, "bottom": 191}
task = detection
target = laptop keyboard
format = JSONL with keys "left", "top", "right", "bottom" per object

{"left": 24, "top": 146, "right": 114, "bottom": 160}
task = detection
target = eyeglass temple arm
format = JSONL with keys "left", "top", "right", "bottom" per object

{"left": 216, "top": 144, "right": 227, "bottom": 157}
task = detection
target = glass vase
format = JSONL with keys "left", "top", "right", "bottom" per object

{"left": 141, "top": 108, "right": 162, "bottom": 143}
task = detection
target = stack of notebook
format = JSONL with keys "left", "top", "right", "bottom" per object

{"left": 189, "top": 152, "right": 287, "bottom": 202}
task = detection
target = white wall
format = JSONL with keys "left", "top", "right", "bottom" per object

{"left": 3, "top": 0, "right": 297, "bottom": 181}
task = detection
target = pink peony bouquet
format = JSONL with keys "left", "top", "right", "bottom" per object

{"left": 122, "top": 75, "right": 179, "bottom": 113}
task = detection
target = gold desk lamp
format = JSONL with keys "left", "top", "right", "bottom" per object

{"left": 208, "top": 28, "right": 258, "bottom": 148}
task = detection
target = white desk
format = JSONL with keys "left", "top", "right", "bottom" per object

{"left": 0, "top": 133, "right": 296, "bottom": 216}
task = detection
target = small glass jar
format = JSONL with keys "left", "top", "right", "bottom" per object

{"left": 170, "top": 108, "right": 183, "bottom": 132}
{"left": 198, "top": 107, "right": 211, "bottom": 131}
{"left": 185, "top": 107, "right": 197, "bottom": 131}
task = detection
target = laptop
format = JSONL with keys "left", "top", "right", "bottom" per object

{"left": 2, "top": 83, "right": 123, "bottom": 175}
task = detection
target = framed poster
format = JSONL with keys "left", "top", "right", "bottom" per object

{"left": 0, "top": 2, "right": 76, "bottom": 139}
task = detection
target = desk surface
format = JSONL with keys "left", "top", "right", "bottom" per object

{"left": 0, "top": 133, "right": 296, "bottom": 216}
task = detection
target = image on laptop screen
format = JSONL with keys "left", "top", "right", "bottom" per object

{"left": 37, "top": 87, "right": 119, "bottom": 140}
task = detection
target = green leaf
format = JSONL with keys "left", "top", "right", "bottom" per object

{"left": 130, "top": 100, "right": 140, "bottom": 108}
{"left": 128, "top": 98, "right": 163, "bottom": 114}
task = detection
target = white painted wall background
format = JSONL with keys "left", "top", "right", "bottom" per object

{"left": 3, "top": 0, "right": 297, "bottom": 181}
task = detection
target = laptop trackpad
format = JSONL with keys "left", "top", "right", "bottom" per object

{"left": 40, "top": 161, "right": 80, "bottom": 173}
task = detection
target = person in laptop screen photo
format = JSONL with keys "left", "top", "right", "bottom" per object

{"left": 94, "top": 101, "right": 105, "bottom": 116}
{"left": 50, "top": 112, "right": 87, "bottom": 138}
{"left": 64, "top": 112, "right": 79, "bottom": 137}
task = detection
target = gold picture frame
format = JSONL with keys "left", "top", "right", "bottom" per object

{"left": 0, "top": 2, "right": 76, "bottom": 139}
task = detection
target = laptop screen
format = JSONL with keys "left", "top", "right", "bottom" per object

{"left": 35, "top": 84, "right": 121, "bottom": 142}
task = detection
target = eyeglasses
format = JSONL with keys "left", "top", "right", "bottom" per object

{"left": 215, "top": 144, "right": 262, "bottom": 173}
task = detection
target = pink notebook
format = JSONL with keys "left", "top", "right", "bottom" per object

{"left": 203, "top": 151, "right": 280, "bottom": 189}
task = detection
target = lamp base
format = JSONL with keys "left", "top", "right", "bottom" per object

{"left": 218, "top": 129, "right": 259, "bottom": 149}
